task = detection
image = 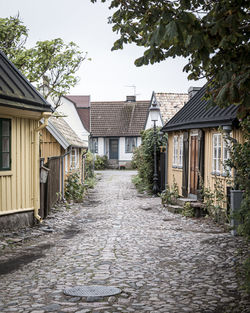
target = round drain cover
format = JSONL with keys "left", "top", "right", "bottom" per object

{"left": 64, "top": 285, "right": 121, "bottom": 297}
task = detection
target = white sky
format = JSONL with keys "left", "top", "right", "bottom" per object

{"left": 1, "top": 0, "right": 205, "bottom": 101}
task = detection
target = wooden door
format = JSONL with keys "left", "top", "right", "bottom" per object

{"left": 109, "top": 139, "right": 119, "bottom": 159}
{"left": 190, "top": 136, "right": 199, "bottom": 195}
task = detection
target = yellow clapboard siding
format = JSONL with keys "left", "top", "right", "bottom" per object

{"left": 0, "top": 116, "right": 38, "bottom": 214}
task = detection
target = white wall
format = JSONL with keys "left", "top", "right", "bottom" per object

{"left": 119, "top": 136, "right": 141, "bottom": 161}
{"left": 145, "top": 111, "right": 163, "bottom": 130}
{"left": 98, "top": 137, "right": 105, "bottom": 156}
{"left": 56, "top": 97, "right": 89, "bottom": 146}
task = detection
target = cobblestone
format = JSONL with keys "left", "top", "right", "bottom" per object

{"left": 0, "top": 170, "right": 249, "bottom": 313}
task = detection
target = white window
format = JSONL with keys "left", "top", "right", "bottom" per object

{"left": 70, "top": 148, "right": 79, "bottom": 169}
{"left": 179, "top": 135, "right": 183, "bottom": 167}
{"left": 212, "top": 134, "right": 222, "bottom": 174}
{"left": 125, "top": 137, "right": 137, "bottom": 153}
{"left": 65, "top": 153, "right": 68, "bottom": 173}
{"left": 223, "top": 137, "right": 231, "bottom": 175}
{"left": 91, "top": 138, "right": 98, "bottom": 154}
{"left": 173, "top": 135, "right": 179, "bottom": 167}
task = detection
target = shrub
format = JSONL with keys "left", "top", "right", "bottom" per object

{"left": 85, "top": 151, "right": 94, "bottom": 180}
{"left": 65, "top": 171, "right": 84, "bottom": 202}
{"left": 161, "top": 180, "right": 179, "bottom": 205}
{"left": 132, "top": 128, "right": 168, "bottom": 193}
{"left": 94, "top": 155, "right": 108, "bottom": 170}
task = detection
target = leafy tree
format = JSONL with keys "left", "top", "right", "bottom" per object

{"left": 0, "top": 15, "right": 87, "bottom": 107}
{"left": 91, "top": 0, "right": 249, "bottom": 117}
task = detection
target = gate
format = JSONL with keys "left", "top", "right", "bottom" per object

{"left": 158, "top": 151, "right": 166, "bottom": 192}
{"left": 40, "top": 156, "right": 61, "bottom": 219}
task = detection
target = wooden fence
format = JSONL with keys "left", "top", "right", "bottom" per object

{"left": 39, "top": 156, "right": 61, "bottom": 219}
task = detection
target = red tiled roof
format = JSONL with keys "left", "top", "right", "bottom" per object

{"left": 66, "top": 95, "right": 90, "bottom": 108}
{"left": 91, "top": 100, "right": 150, "bottom": 137}
{"left": 77, "top": 107, "right": 90, "bottom": 132}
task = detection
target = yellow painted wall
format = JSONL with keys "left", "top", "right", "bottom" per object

{"left": 40, "top": 128, "right": 63, "bottom": 163}
{"left": 0, "top": 114, "right": 40, "bottom": 215}
{"left": 204, "top": 128, "right": 243, "bottom": 203}
{"left": 167, "top": 132, "right": 183, "bottom": 196}
{"left": 167, "top": 127, "right": 243, "bottom": 203}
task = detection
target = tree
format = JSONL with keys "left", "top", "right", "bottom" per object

{"left": 0, "top": 15, "right": 87, "bottom": 107}
{"left": 91, "top": 0, "right": 249, "bottom": 117}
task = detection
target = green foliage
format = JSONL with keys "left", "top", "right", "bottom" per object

{"left": 65, "top": 171, "right": 84, "bottom": 202}
{"left": 94, "top": 155, "right": 108, "bottom": 170}
{"left": 85, "top": 151, "right": 95, "bottom": 180}
{"left": 91, "top": 0, "right": 249, "bottom": 118}
{"left": 132, "top": 175, "right": 148, "bottom": 193}
{"left": 0, "top": 15, "right": 87, "bottom": 108}
{"left": 182, "top": 202, "right": 195, "bottom": 218}
{"left": 200, "top": 175, "right": 229, "bottom": 224}
{"left": 161, "top": 180, "right": 179, "bottom": 205}
{"left": 132, "top": 127, "right": 168, "bottom": 193}
{"left": 131, "top": 147, "right": 141, "bottom": 169}
{"left": 226, "top": 117, "right": 250, "bottom": 238}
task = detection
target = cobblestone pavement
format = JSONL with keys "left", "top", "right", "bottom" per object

{"left": 0, "top": 170, "right": 249, "bottom": 313}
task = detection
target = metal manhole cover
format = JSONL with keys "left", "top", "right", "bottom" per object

{"left": 63, "top": 285, "right": 121, "bottom": 297}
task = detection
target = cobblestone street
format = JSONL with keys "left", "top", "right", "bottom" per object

{"left": 0, "top": 170, "right": 249, "bottom": 313}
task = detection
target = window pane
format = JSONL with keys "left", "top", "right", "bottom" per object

{"left": 2, "top": 137, "right": 9, "bottom": 152}
{"left": 2, "top": 120, "right": 10, "bottom": 136}
{"left": 2, "top": 152, "right": 10, "bottom": 168}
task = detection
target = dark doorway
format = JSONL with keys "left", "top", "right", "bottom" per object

{"left": 190, "top": 135, "right": 199, "bottom": 195}
{"left": 109, "top": 139, "right": 119, "bottom": 159}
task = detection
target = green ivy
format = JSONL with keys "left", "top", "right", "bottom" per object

{"left": 132, "top": 127, "right": 168, "bottom": 193}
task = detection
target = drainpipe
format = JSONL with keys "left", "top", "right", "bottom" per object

{"left": 60, "top": 147, "right": 72, "bottom": 201}
{"left": 34, "top": 112, "right": 52, "bottom": 222}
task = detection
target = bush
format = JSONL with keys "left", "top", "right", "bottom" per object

{"left": 65, "top": 171, "right": 84, "bottom": 202}
{"left": 132, "top": 128, "right": 168, "bottom": 193}
{"left": 94, "top": 155, "right": 108, "bottom": 170}
{"left": 161, "top": 180, "right": 179, "bottom": 205}
{"left": 85, "top": 151, "right": 94, "bottom": 180}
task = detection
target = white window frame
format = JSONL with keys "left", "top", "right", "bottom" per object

{"left": 223, "top": 135, "right": 232, "bottom": 176}
{"left": 70, "top": 148, "right": 79, "bottom": 169}
{"left": 173, "top": 135, "right": 179, "bottom": 167}
{"left": 178, "top": 135, "right": 183, "bottom": 168}
{"left": 212, "top": 133, "right": 222, "bottom": 174}
{"left": 65, "top": 152, "right": 68, "bottom": 173}
{"left": 125, "top": 137, "right": 137, "bottom": 153}
{"left": 91, "top": 138, "right": 98, "bottom": 154}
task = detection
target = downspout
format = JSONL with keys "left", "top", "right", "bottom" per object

{"left": 34, "top": 112, "right": 52, "bottom": 222}
{"left": 60, "top": 147, "right": 72, "bottom": 201}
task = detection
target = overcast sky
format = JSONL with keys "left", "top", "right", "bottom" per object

{"left": 1, "top": 0, "right": 205, "bottom": 101}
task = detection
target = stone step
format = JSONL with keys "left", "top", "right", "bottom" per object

{"left": 165, "top": 204, "right": 183, "bottom": 214}
{"left": 177, "top": 198, "right": 197, "bottom": 206}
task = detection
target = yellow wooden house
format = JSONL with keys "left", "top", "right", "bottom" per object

{"left": 40, "top": 115, "right": 87, "bottom": 198}
{"left": 0, "top": 51, "right": 52, "bottom": 229}
{"left": 162, "top": 85, "right": 241, "bottom": 212}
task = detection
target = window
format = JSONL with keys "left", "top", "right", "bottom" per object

{"left": 0, "top": 119, "right": 11, "bottom": 171}
{"left": 125, "top": 137, "right": 137, "bottom": 153}
{"left": 172, "top": 134, "right": 183, "bottom": 168}
{"left": 70, "top": 148, "right": 79, "bottom": 169}
{"left": 173, "top": 136, "right": 179, "bottom": 166}
{"left": 212, "top": 133, "right": 222, "bottom": 174}
{"left": 91, "top": 138, "right": 98, "bottom": 154}
{"left": 223, "top": 136, "right": 232, "bottom": 175}
{"left": 179, "top": 135, "right": 183, "bottom": 167}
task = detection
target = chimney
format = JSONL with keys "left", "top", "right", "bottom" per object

{"left": 188, "top": 87, "right": 201, "bottom": 99}
{"left": 126, "top": 95, "right": 136, "bottom": 102}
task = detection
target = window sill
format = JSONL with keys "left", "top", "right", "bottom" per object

{"left": 211, "top": 172, "right": 221, "bottom": 176}
{"left": 0, "top": 170, "right": 13, "bottom": 176}
{"left": 172, "top": 166, "right": 183, "bottom": 170}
